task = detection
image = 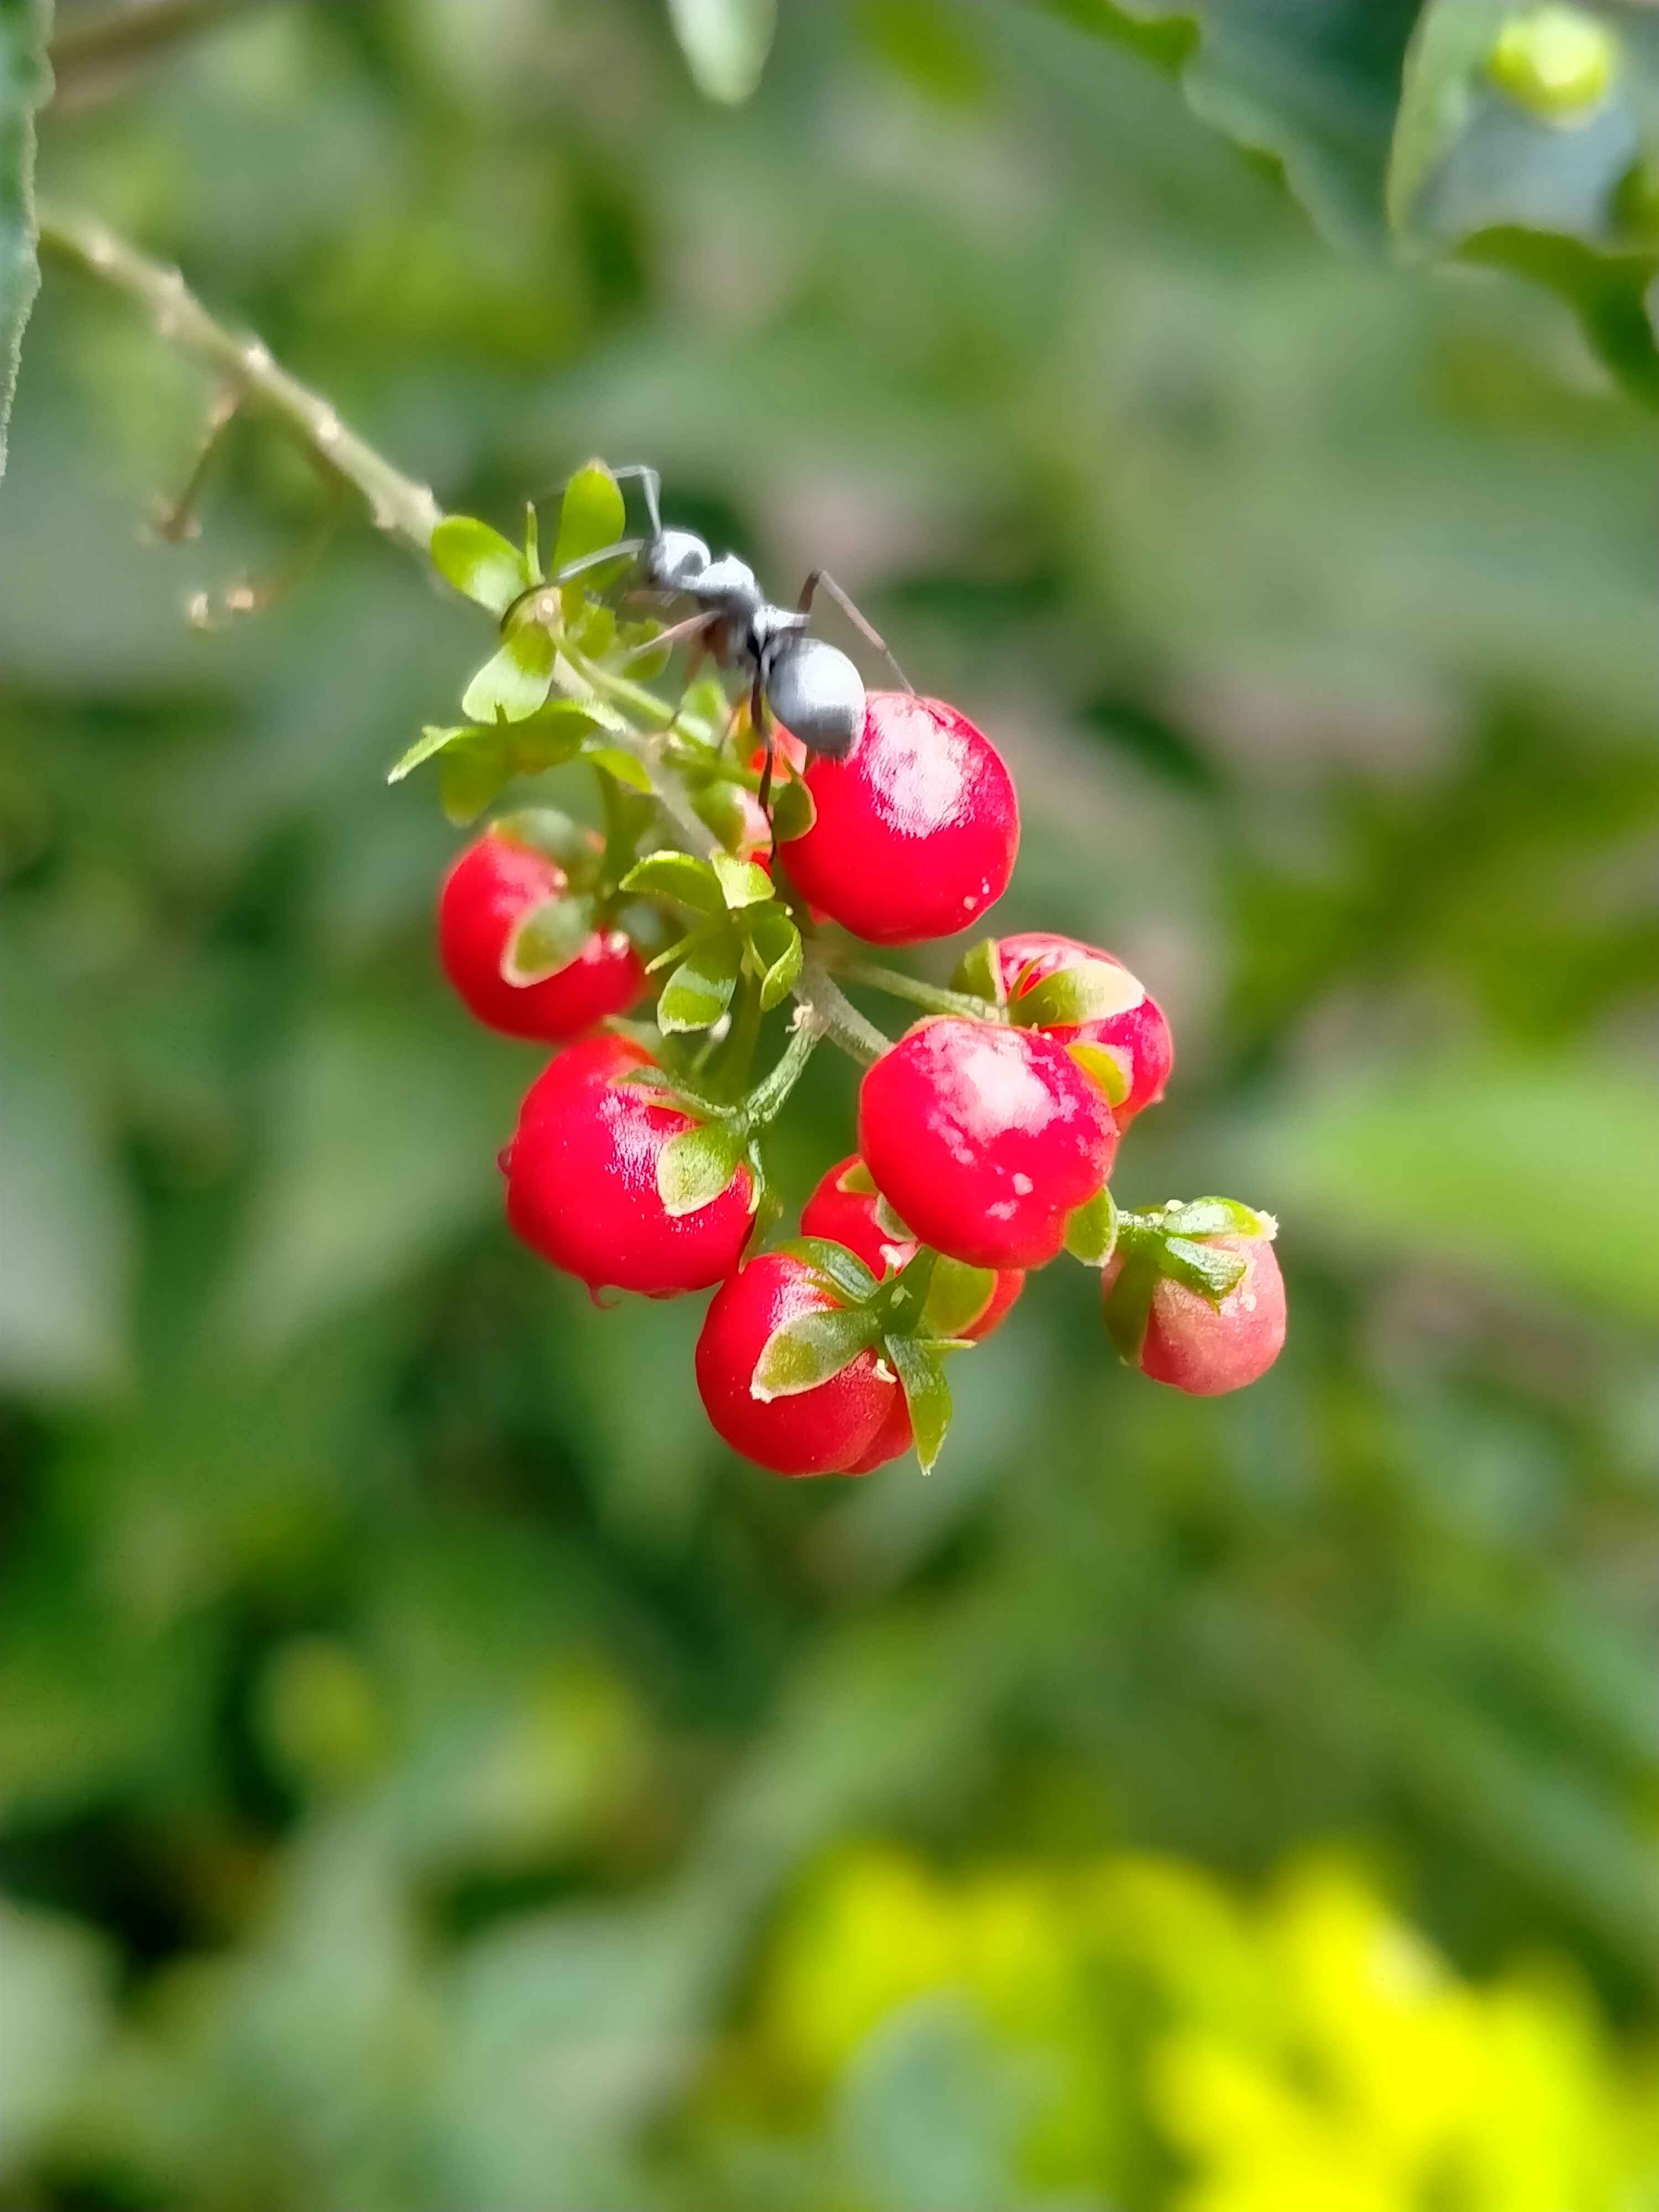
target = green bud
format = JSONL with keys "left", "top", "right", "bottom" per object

{"left": 1488, "top": 6, "right": 1616, "bottom": 122}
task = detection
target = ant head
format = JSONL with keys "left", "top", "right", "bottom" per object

{"left": 645, "top": 529, "right": 712, "bottom": 593}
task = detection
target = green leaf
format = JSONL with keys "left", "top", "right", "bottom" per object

{"left": 770, "top": 775, "right": 817, "bottom": 841}
{"left": 439, "top": 734, "right": 514, "bottom": 825}
{"left": 461, "top": 625, "right": 556, "bottom": 724}
{"left": 666, "top": 0, "right": 778, "bottom": 105}
{"left": 500, "top": 895, "right": 596, "bottom": 985}
{"left": 884, "top": 1334, "right": 953, "bottom": 1473}
{"left": 751, "top": 1303, "right": 874, "bottom": 1401}
{"left": 1161, "top": 1234, "right": 1250, "bottom": 1302}
{"left": 552, "top": 460, "right": 627, "bottom": 575}
{"left": 430, "top": 515, "right": 531, "bottom": 616}
{"left": 1063, "top": 1187, "right": 1119, "bottom": 1267}
{"left": 622, "top": 851, "right": 724, "bottom": 914}
{"left": 0, "top": 0, "right": 50, "bottom": 488}
{"left": 745, "top": 906, "right": 802, "bottom": 1012}
{"left": 951, "top": 937, "right": 1006, "bottom": 1008}
{"left": 582, "top": 743, "right": 654, "bottom": 794}
{"left": 387, "top": 723, "right": 477, "bottom": 784}
{"left": 1011, "top": 957, "right": 1145, "bottom": 1029}
{"left": 1066, "top": 1040, "right": 1133, "bottom": 1108}
{"left": 492, "top": 806, "right": 589, "bottom": 865}
{"left": 655, "top": 1121, "right": 744, "bottom": 1218}
{"left": 1066, "top": 0, "right": 1422, "bottom": 251}
{"left": 658, "top": 933, "right": 742, "bottom": 1032}
{"left": 711, "top": 852, "right": 775, "bottom": 910}
{"left": 921, "top": 1256, "right": 1000, "bottom": 1338}
{"left": 778, "top": 1235, "right": 881, "bottom": 1305}
{"left": 1155, "top": 1195, "right": 1271, "bottom": 1240}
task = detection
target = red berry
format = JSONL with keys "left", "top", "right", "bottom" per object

{"left": 503, "top": 1034, "right": 752, "bottom": 1295}
{"left": 780, "top": 693, "right": 1019, "bottom": 946}
{"left": 1105, "top": 1230, "right": 1286, "bottom": 1395}
{"left": 800, "top": 1154, "right": 1024, "bottom": 1340}
{"left": 846, "top": 1390, "right": 914, "bottom": 1474}
{"left": 858, "top": 1019, "right": 1118, "bottom": 1271}
{"left": 991, "top": 931, "right": 1173, "bottom": 1125}
{"left": 695, "top": 1251, "right": 897, "bottom": 1476}
{"left": 439, "top": 828, "right": 646, "bottom": 1043}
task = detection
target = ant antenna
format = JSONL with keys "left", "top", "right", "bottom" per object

{"left": 607, "top": 463, "right": 663, "bottom": 537}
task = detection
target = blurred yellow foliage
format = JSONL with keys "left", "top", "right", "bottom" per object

{"left": 729, "top": 1845, "right": 1659, "bottom": 2210}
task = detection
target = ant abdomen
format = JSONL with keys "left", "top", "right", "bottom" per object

{"left": 766, "top": 635, "right": 865, "bottom": 759}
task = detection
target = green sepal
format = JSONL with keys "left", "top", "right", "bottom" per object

{"left": 777, "top": 1236, "right": 880, "bottom": 1306}
{"left": 462, "top": 624, "right": 556, "bottom": 724}
{"left": 883, "top": 1334, "right": 952, "bottom": 1474}
{"left": 1154, "top": 1197, "right": 1272, "bottom": 1242}
{"left": 835, "top": 1159, "right": 878, "bottom": 1197}
{"left": 583, "top": 744, "right": 654, "bottom": 794}
{"left": 712, "top": 852, "right": 775, "bottom": 910}
{"left": 951, "top": 937, "right": 1006, "bottom": 1008}
{"left": 690, "top": 778, "right": 754, "bottom": 852}
{"left": 1067, "top": 1040, "right": 1132, "bottom": 1110}
{"left": 770, "top": 776, "right": 817, "bottom": 841}
{"left": 751, "top": 1305, "right": 877, "bottom": 1403}
{"left": 554, "top": 460, "right": 628, "bottom": 575}
{"left": 500, "top": 894, "right": 596, "bottom": 985}
{"left": 1161, "top": 1235, "right": 1249, "bottom": 1304}
{"left": 431, "top": 515, "right": 531, "bottom": 616}
{"left": 655, "top": 1121, "right": 745, "bottom": 1218}
{"left": 1010, "top": 958, "right": 1144, "bottom": 1030}
{"left": 745, "top": 906, "right": 803, "bottom": 1012}
{"left": 668, "top": 0, "right": 779, "bottom": 105}
{"left": 1063, "top": 1187, "right": 1119, "bottom": 1269}
{"left": 921, "top": 1256, "right": 998, "bottom": 1339}
{"left": 658, "top": 933, "right": 743, "bottom": 1032}
{"left": 522, "top": 500, "right": 540, "bottom": 579}
{"left": 1102, "top": 1248, "right": 1157, "bottom": 1367}
{"left": 622, "top": 851, "right": 724, "bottom": 915}
{"left": 872, "top": 1190, "right": 911, "bottom": 1243}
{"left": 1487, "top": 6, "right": 1615, "bottom": 121}
{"left": 490, "top": 807, "right": 589, "bottom": 867}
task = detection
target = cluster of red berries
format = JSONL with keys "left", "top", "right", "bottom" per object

{"left": 436, "top": 691, "right": 1285, "bottom": 1478}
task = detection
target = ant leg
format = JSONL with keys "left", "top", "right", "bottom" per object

{"left": 613, "top": 612, "right": 714, "bottom": 669}
{"left": 547, "top": 538, "right": 645, "bottom": 587}
{"left": 798, "top": 568, "right": 914, "bottom": 693}
{"left": 752, "top": 675, "right": 776, "bottom": 848}
{"left": 606, "top": 463, "right": 663, "bottom": 535}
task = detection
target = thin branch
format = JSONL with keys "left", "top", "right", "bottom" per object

{"left": 50, "top": 0, "right": 289, "bottom": 72}
{"left": 36, "top": 200, "right": 443, "bottom": 555}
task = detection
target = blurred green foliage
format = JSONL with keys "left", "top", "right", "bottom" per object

{"left": 3, "top": 2, "right": 1658, "bottom": 2205}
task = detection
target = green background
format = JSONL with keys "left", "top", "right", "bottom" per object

{"left": 4, "top": 2, "right": 1659, "bottom": 2203}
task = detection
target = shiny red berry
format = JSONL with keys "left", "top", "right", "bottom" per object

{"left": 800, "top": 1155, "right": 1024, "bottom": 1340}
{"left": 1104, "top": 1230, "right": 1286, "bottom": 1395}
{"left": 439, "top": 828, "right": 646, "bottom": 1042}
{"left": 503, "top": 1034, "right": 752, "bottom": 1295}
{"left": 858, "top": 1018, "right": 1118, "bottom": 1271}
{"left": 695, "top": 1251, "right": 897, "bottom": 1476}
{"left": 845, "top": 1390, "right": 914, "bottom": 1475}
{"left": 780, "top": 693, "right": 1019, "bottom": 946}
{"left": 990, "top": 931, "right": 1173, "bottom": 1125}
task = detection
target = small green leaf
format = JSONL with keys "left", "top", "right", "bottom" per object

{"left": 1162, "top": 1235, "right": 1250, "bottom": 1304}
{"left": 836, "top": 1160, "right": 878, "bottom": 1197}
{"left": 500, "top": 895, "right": 596, "bottom": 985}
{"left": 1, "top": 0, "right": 51, "bottom": 488}
{"left": 770, "top": 776, "right": 817, "bottom": 841}
{"left": 1155, "top": 1196, "right": 1271, "bottom": 1241}
{"left": 690, "top": 777, "right": 753, "bottom": 852}
{"left": 523, "top": 500, "right": 540, "bottom": 578}
{"left": 884, "top": 1334, "right": 952, "bottom": 1473}
{"left": 711, "top": 852, "right": 775, "bottom": 910}
{"left": 1063, "top": 1187, "right": 1119, "bottom": 1269}
{"left": 751, "top": 1303, "right": 874, "bottom": 1401}
{"left": 778, "top": 1235, "right": 880, "bottom": 1306}
{"left": 1011, "top": 958, "right": 1144, "bottom": 1030}
{"left": 439, "top": 735, "right": 514, "bottom": 826}
{"left": 491, "top": 807, "right": 588, "bottom": 865}
{"left": 658, "top": 933, "right": 743, "bottom": 1033}
{"left": 583, "top": 744, "right": 654, "bottom": 794}
{"left": 1067, "top": 1040, "right": 1132, "bottom": 1110}
{"left": 431, "top": 515, "right": 531, "bottom": 617}
{"left": 622, "top": 851, "right": 724, "bottom": 914}
{"left": 745, "top": 906, "right": 802, "bottom": 1012}
{"left": 921, "top": 1256, "right": 998, "bottom": 1339}
{"left": 655, "top": 1122, "right": 744, "bottom": 1218}
{"left": 951, "top": 937, "right": 1005, "bottom": 1008}
{"left": 1102, "top": 1249, "right": 1157, "bottom": 1367}
{"left": 666, "top": 0, "right": 778, "bottom": 105}
{"left": 553, "top": 461, "right": 628, "bottom": 575}
{"left": 387, "top": 723, "right": 476, "bottom": 784}
{"left": 462, "top": 625, "right": 556, "bottom": 724}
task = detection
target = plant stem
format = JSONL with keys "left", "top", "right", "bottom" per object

{"left": 833, "top": 957, "right": 999, "bottom": 1023}
{"left": 799, "top": 950, "right": 889, "bottom": 1069}
{"left": 36, "top": 201, "right": 443, "bottom": 554}
{"left": 51, "top": 0, "right": 289, "bottom": 76}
